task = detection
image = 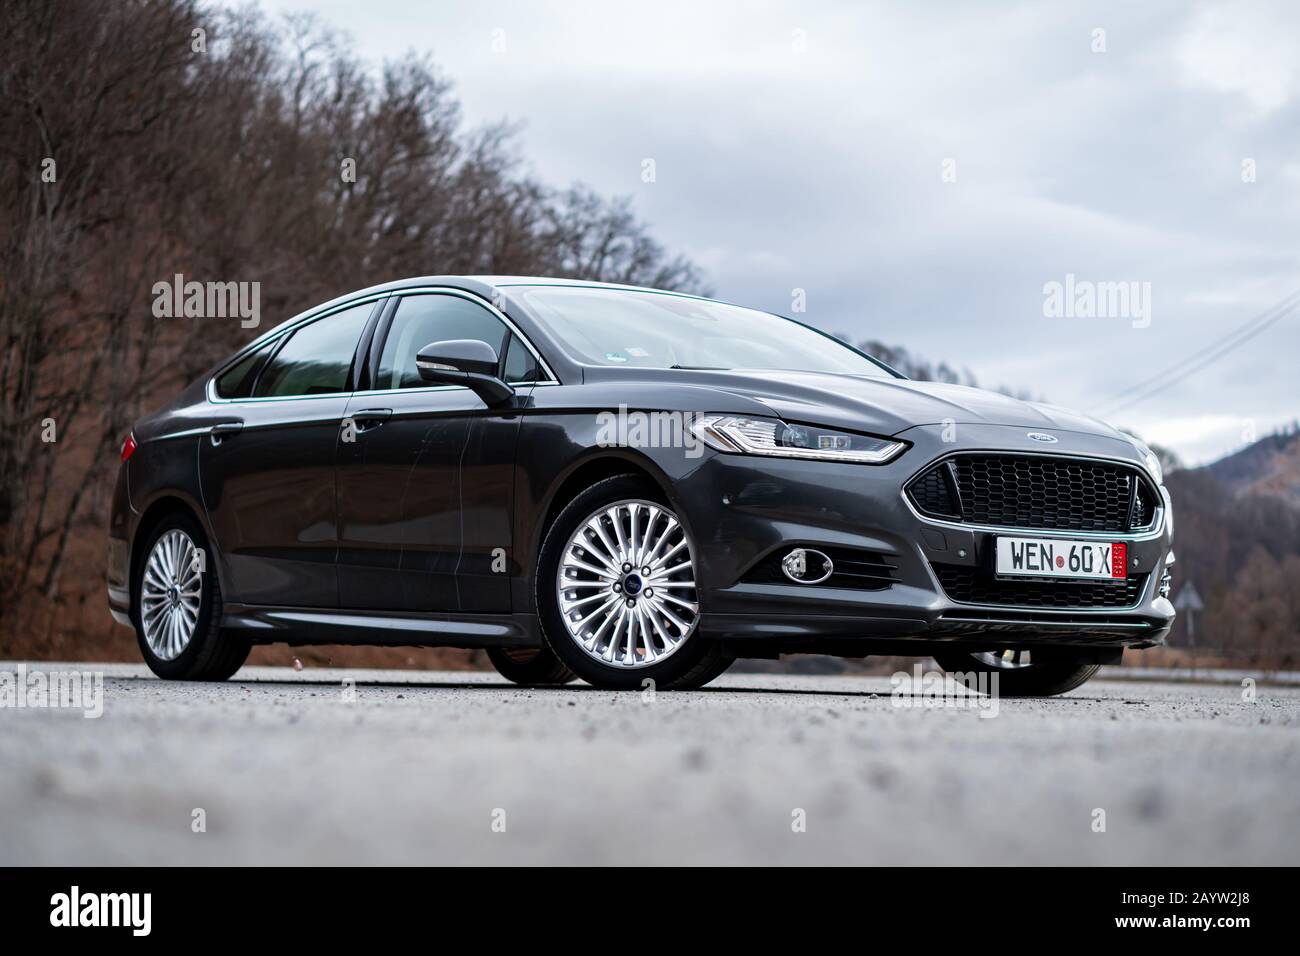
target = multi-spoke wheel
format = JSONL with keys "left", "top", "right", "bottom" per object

{"left": 557, "top": 498, "right": 699, "bottom": 668}
{"left": 933, "top": 647, "right": 1100, "bottom": 697}
{"left": 972, "top": 648, "right": 1034, "bottom": 670}
{"left": 132, "top": 512, "right": 250, "bottom": 681}
{"left": 140, "top": 529, "right": 203, "bottom": 661}
{"left": 538, "top": 475, "right": 732, "bottom": 690}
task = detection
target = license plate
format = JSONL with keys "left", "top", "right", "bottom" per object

{"left": 995, "top": 537, "right": 1127, "bottom": 580}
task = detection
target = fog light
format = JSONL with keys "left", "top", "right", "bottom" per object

{"left": 1158, "top": 570, "right": 1172, "bottom": 600}
{"left": 781, "top": 548, "right": 833, "bottom": 584}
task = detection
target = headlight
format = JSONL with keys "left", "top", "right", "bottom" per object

{"left": 692, "top": 415, "right": 905, "bottom": 464}
{"left": 1140, "top": 449, "right": 1163, "bottom": 486}
{"left": 1126, "top": 436, "right": 1163, "bottom": 485}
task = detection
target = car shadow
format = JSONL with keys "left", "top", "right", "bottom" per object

{"left": 107, "top": 673, "right": 1124, "bottom": 703}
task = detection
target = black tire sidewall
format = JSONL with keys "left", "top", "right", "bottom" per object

{"left": 933, "top": 651, "right": 1099, "bottom": 697}
{"left": 536, "top": 475, "right": 718, "bottom": 690}
{"left": 662, "top": 649, "right": 736, "bottom": 690}
{"left": 485, "top": 646, "right": 577, "bottom": 685}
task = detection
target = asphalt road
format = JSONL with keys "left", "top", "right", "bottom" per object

{"left": 2, "top": 663, "right": 1298, "bottom": 865}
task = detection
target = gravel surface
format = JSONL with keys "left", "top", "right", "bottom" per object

{"left": 2, "top": 663, "right": 1297, "bottom": 865}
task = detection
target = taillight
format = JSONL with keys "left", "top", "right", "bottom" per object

{"left": 120, "top": 433, "right": 137, "bottom": 462}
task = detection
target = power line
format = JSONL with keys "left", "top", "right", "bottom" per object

{"left": 1096, "top": 287, "right": 1300, "bottom": 413}
{"left": 1097, "top": 289, "right": 1300, "bottom": 418}
{"left": 1101, "top": 297, "right": 1300, "bottom": 417}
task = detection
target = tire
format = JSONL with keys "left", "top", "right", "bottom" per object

{"left": 662, "top": 650, "right": 735, "bottom": 690}
{"left": 932, "top": 649, "right": 1099, "bottom": 697}
{"left": 486, "top": 646, "right": 577, "bottom": 685}
{"left": 133, "top": 511, "right": 250, "bottom": 681}
{"left": 537, "top": 474, "right": 730, "bottom": 690}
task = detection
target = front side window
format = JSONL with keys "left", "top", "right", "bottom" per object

{"left": 514, "top": 286, "right": 898, "bottom": 377}
{"left": 502, "top": 333, "right": 540, "bottom": 383}
{"left": 376, "top": 294, "right": 508, "bottom": 390}
{"left": 253, "top": 302, "right": 373, "bottom": 397}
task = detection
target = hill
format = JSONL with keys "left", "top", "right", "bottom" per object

{"left": 1202, "top": 424, "right": 1300, "bottom": 504}
{"left": 1164, "top": 428, "right": 1300, "bottom": 664}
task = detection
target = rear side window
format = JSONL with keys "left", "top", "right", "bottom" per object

{"left": 376, "top": 294, "right": 508, "bottom": 390}
{"left": 502, "top": 333, "right": 540, "bottom": 383}
{"left": 214, "top": 339, "right": 276, "bottom": 399}
{"left": 254, "top": 302, "right": 372, "bottom": 397}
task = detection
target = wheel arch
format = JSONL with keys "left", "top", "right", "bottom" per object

{"left": 129, "top": 493, "right": 217, "bottom": 614}
{"left": 524, "top": 449, "right": 698, "bottom": 600}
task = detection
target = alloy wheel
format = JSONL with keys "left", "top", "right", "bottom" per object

{"left": 140, "top": 529, "right": 203, "bottom": 661}
{"left": 555, "top": 499, "right": 699, "bottom": 668}
{"left": 972, "top": 648, "right": 1033, "bottom": 670}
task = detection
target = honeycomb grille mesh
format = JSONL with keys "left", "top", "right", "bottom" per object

{"left": 1131, "top": 481, "right": 1158, "bottom": 529}
{"left": 909, "top": 466, "right": 960, "bottom": 518}
{"left": 908, "top": 455, "right": 1154, "bottom": 532}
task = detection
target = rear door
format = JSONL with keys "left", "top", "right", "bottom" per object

{"left": 199, "top": 299, "right": 380, "bottom": 607}
{"left": 335, "top": 290, "right": 527, "bottom": 612}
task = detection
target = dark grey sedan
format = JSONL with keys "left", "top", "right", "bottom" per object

{"left": 108, "top": 276, "right": 1174, "bottom": 694}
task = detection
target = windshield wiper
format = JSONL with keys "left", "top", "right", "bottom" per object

{"left": 669, "top": 364, "right": 728, "bottom": 371}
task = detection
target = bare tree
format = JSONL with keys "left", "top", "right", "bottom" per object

{"left": 0, "top": 0, "right": 707, "bottom": 653}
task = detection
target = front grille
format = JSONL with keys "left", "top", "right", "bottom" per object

{"left": 933, "top": 563, "right": 1148, "bottom": 609}
{"left": 907, "top": 454, "right": 1157, "bottom": 532}
{"left": 1131, "top": 481, "right": 1158, "bottom": 529}
{"left": 909, "top": 464, "right": 960, "bottom": 518}
{"left": 743, "top": 547, "right": 899, "bottom": 591}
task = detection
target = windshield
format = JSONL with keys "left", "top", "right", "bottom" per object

{"left": 513, "top": 286, "right": 898, "bottom": 377}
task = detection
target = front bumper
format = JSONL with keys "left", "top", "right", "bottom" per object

{"left": 677, "top": 423, "right": 1174, "bottom": 654}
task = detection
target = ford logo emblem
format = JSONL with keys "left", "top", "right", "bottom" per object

{"left": 1027, "top": 432, "right": 1058, "bottom": 443}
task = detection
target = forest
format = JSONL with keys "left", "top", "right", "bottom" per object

{"left": 3, "top": 0, "right": 1295, "bottom": 669}
{"left": 0, "top": 0, "right": 703, "bottom": 654}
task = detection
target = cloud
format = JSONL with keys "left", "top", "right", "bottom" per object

{"left": 260, "top": 0, "right": 1300, "bottom": 463}
{"left": 1176, "top": 0, "right": 1299, "bottom": 116}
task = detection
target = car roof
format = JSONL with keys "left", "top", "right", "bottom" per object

{"left": 231, "top": 275, "right": 694, "bottom": 380}
{"left": 208, "top": 274, "right": 901, "bottom": 393}
{"left": 465, "top": 276, "right": 690, "bottom": 295}
{"left": 291, "top": 275, "right": 698, "bottom": 324}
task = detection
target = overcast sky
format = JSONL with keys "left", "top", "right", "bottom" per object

{"left": 262, "top": 0, "right": 1300, "bottom": 465}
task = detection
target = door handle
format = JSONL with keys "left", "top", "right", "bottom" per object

{"left": 347, "top": 409, "right": 391, "bottom": 434}
{"left": 209, "top": 421, "right": 243, "bottom": 446}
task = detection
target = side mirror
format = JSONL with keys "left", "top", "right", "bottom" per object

{"left": 415, "top": 339, "right": 514, "bottom": 405}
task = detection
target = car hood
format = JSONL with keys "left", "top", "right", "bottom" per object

{"left": 596, "top": 367, "right": 1129, "bottom": 442}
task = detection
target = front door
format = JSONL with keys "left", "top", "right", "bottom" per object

{"left": 335, "top": 291, "right": 516, "bottom": 611}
